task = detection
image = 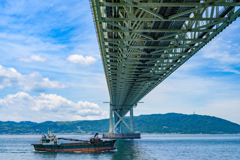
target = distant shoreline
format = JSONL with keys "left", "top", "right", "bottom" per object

{"left": 1, "top": 113, "right": 240, "bottom": 134}
{"left": 0, "top": 133, "right": 240, "bottom": 136}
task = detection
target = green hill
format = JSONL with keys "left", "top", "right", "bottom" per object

{"left": 0, "top": 113, "right": 240, "bottom": 134}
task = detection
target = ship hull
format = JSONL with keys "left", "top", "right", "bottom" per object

{"left": 32, "top": 140, "right": 116, "bottom": 152}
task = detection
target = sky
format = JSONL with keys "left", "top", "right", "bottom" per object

{"left": 0, "top": 1, "right": 240, "bottom": 124}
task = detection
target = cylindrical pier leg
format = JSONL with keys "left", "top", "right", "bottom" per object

{"left": 130, "top": 107, "right": 134, "bottom": 133}
{"left": 109, "top": 106, "right": 113, "bottom": 133}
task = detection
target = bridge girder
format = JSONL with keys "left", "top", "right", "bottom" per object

{"left": 90, "top": 0, "right": 240, "bottom": 133}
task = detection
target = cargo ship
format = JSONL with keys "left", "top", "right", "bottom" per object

{"left": 32, "top": 131, "right": 116, "bottom": 152}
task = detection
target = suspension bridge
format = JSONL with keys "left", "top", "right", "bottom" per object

{"left": 90, "top": 0, "right": 240, "bottom": 138}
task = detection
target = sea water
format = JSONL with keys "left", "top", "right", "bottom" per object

{"left": 0, "top": 134, "right": 240, "bottom": 160}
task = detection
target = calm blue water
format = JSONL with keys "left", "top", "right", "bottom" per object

{"left": 0, "top": 134, "right": 240, "bottom": 160}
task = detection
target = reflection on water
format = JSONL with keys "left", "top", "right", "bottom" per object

{"left": 112, "top": 139, "right": 151, "bottom": 160}
{"left": 0, "top": 134, "right": 240, "bottom": 160}
{"left": 34, "top": 151, "right": 58, "bottom": 159}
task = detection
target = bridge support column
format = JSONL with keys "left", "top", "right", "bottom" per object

{"left": 104, "top": 108, "right": 140, "bottom": 139}
{"left": 114, "top": 112, "right": 121, "bottom": 133}
{"left": 130, "top": 107, "right": 133, "bottom": 133}
{"left": 113, "top": 110, "right": 129, "bottom": 133}
{"left": 109, "top": 106, "right": 113, "bottom": 133}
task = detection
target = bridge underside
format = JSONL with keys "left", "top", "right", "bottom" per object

{"left": 90, "top": 0, "right": 240, "bottom": 136}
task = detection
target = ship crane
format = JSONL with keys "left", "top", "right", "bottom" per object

{"left": 57, "top": 137, "right": 89, "bottom": 142}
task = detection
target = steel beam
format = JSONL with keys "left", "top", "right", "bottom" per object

{"left": 100, "top": 2, "right": 240, "bottom": 7}
{"left": 90, "top": 0, "right": 240, "bottom": 134}
{"left": 102, "top": 17, "right": 227, "bottom": 21}
{"left": 113, "top": 110, "right": 130, "bottom": 133}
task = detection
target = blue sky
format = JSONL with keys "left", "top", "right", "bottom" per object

{"left": 0, "top": 1, "right": 240, "bottom": 124}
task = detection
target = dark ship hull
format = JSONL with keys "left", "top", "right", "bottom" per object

{"left": 33, "top": 140, "right": 116, "bottom": 152}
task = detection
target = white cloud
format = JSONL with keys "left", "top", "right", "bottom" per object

{"left": 67, "top": 54, "right": 97, "bottom": 66}
{"left": 222, "top": 68, "right": 240, "bottom": 74}
{"left": 0, "top": 92, "right": 107, "bottom": 122}
{"left": 202, "top": 37, "right": 240, "bottom": 64}
{"left": 19, "top": 55, "right": 47, "bottom": 62}
{"left": 0, "top": 64, "right": 67, "bottom": 91}
{"left": 198, "top": 26, "right": 240, "bottom": 75}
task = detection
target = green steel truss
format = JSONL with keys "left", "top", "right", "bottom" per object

{"left": 90, "top": 0, "right": 240, "bottom": 126}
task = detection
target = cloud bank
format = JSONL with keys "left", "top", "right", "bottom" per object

{"left": 67, "top": 54, "right": 97, "bottom": 66}
{"left": 0, "top": 92, "right": 107, "bottom": 122}
{"left": 19, "top": 55, "right": 47, "bottom": 62}
{"left": 0, "top": 65, "right": 67, "bottom": 91}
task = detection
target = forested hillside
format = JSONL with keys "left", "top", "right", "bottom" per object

{"left": 1, "top": 113, "right": 240, "bottom": 134}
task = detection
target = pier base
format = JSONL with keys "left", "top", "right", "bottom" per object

{"left": 102, "top": 133, "right": 141, "bottom": 139}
